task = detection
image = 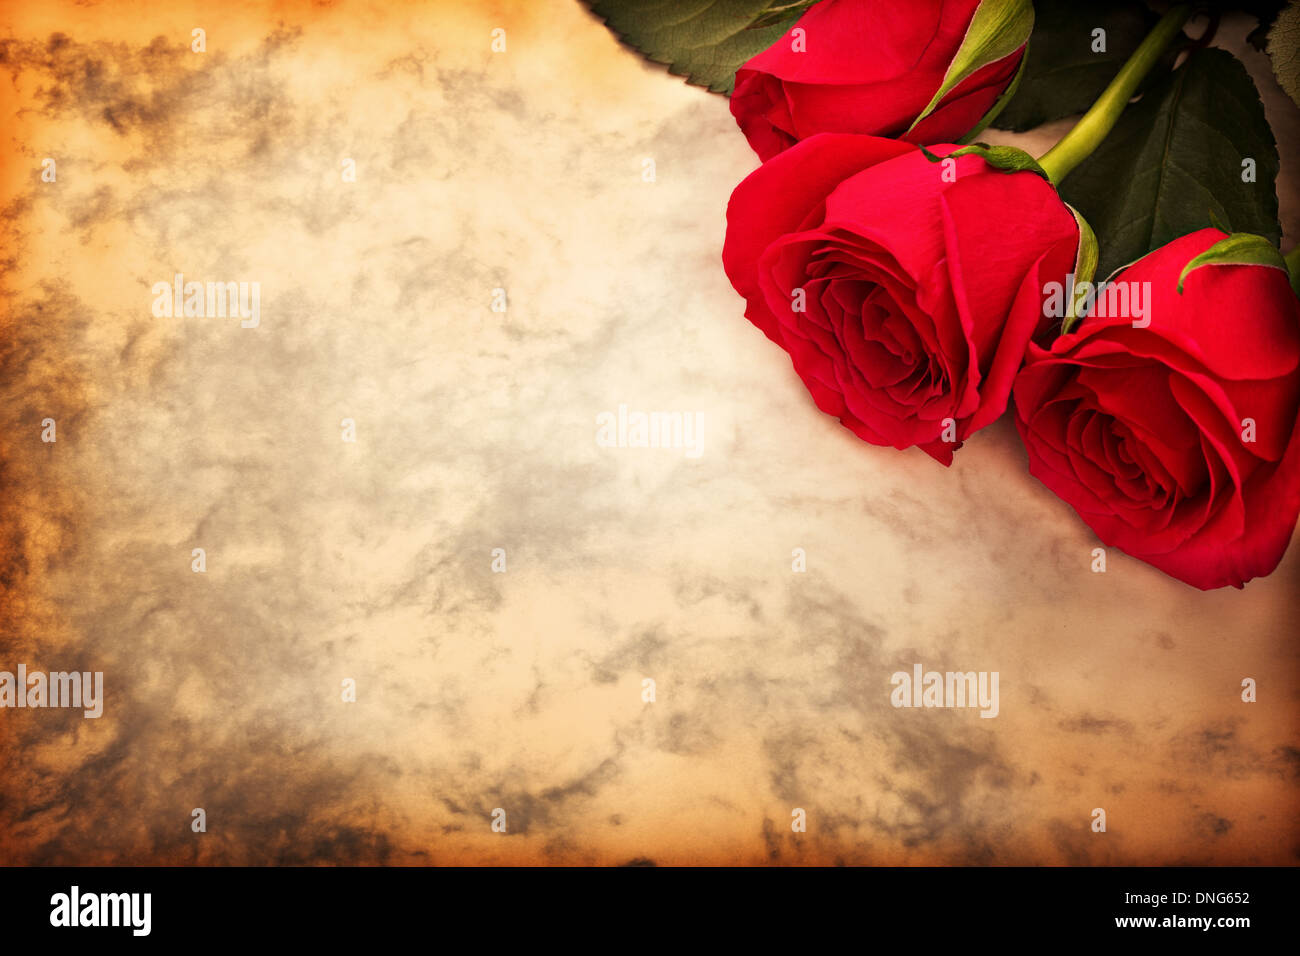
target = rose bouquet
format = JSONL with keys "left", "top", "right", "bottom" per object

{"left": 586, "top": 0, "right": 1300, "bottom": 589}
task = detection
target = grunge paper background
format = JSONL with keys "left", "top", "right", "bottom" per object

{"left": 0, "top": 0, "right": 1297, "bottom": 865}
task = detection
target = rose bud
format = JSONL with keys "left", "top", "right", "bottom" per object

{"left": 1013, "top": 228, "right": 1300, "bottom": 589}
{"left": 730, "top": 0, "right": 1031, "bottom": 161}
{"left": 722, "top": 132, "right": 1081, "bottom": 465}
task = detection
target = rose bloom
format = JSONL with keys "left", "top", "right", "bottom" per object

{"left": 731, "top": 0, "right": 1026, "bottom": 161}
{"left": 722, "top": 132, "right": 1079, "bottom": 465}
{"left": 1013, "top": 228, "right": 1300, "bottom": 589}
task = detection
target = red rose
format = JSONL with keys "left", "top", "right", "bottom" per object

{"left": 722, "top": 132, "right": 1079, "bottom": 464}
{"left": 1013, "top": 228, "right": 1300, "bottom": 589}
{"left": 731, "top": 0, "right": 1027, "bottom": 161}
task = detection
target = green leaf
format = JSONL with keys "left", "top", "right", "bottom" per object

{"left": 581, "top": 0, "right": 808, "bottom": 95}
{"left": 1267, "top": 1, "right": 1300, "bottom": 109}
{"left": 991, "top": 0, "right": 1178, "bottom": 133}
{"left": 1060, "top": 48, "right": 1281, "bottom": 281}
{"left": 748, "top": 0, "right": 818, "bottom": 30}
{"left": 1177, "top": 232, "right": 1287, "bottom": 293}
{"left": 907, "top": 0, "right": 1034, "bottom": 134}
{"left": 1060, "top": 205, "right": 1099, "bottom": 335}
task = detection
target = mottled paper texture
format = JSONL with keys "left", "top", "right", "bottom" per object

{"left": 0, "top": 0, "right": 1297, "bottom": 865}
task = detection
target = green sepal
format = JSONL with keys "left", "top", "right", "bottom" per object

{"left": 907, "top": 0, "right": 1035, "bottom": 135}
{"left": 957, "top": 43, "right": 1029, "bottom": 145}
{"left": 918, "top": 142, "right": 1050, "bottom": 183}
{"left": 1177, "top": 232, "right": 1288, "bottom": 294}
{"left": 1060, "top": 205, "right": 1100, "bottom": 336}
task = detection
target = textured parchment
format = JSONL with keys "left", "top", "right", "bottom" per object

{"left": 0, "top": 0, "right": 1297, "bottom": 865}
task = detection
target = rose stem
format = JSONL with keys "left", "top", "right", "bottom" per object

{"left": 1037, "top": 4, "right": 1192, "bottom": 187}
